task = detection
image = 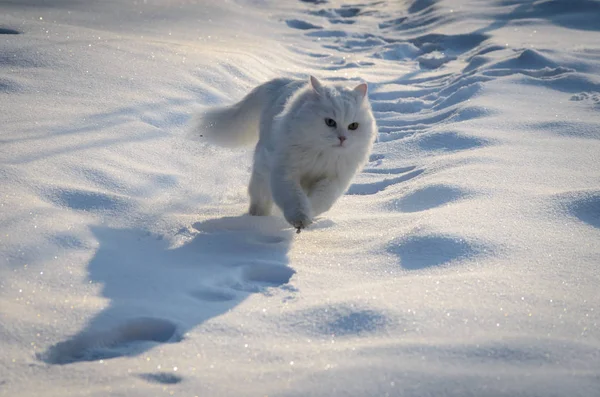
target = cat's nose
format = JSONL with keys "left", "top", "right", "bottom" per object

{"left": 338, "top": 136, "right": 346, "bottom": 144}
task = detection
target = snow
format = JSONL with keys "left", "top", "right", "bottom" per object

{"left": 1, "top": 0, "right": 599, "bottom": 395}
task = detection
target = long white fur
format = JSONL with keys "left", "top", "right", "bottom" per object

{"left": 190, "top": 76, "right": 377, "bottom": 230}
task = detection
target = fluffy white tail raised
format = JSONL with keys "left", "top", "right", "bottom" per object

{"left": 189, "top": 82, "right": 272, "bottom": 147}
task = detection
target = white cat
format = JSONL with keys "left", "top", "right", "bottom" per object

{"left": 190, "top": 76, "right": 377, "bottom": 231}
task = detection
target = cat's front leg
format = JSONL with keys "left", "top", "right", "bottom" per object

{"left": 271, "top": 169, "right": 313, "bottom": 230}
{"left": 308, "top": 178, "right": 343, "bottom": 217}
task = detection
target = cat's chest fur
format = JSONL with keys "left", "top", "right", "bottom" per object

{"left": 293, "top": 147, "right": 357, "bottom": 188}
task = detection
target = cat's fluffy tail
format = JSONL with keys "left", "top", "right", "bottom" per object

{"left": 189, "top": 80, "right": 274, "bottom": 147}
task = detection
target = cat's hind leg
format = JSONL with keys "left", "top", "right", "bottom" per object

{"left": 248, "top": 151, "right": 273, "bottom": 216}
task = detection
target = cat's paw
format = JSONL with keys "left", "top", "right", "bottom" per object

{"left": 284, "top": 210, "right": 313, "bottom": 231}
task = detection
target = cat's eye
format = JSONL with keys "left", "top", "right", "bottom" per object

{"left": 324, "top": 118, "right": 337, "bottom": 128}
{"left": 348, "top": 122, "right": 359, "bottom": 130}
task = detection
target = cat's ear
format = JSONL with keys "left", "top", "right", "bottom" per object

{"left": 354, "top": 82, "right": 368, "bottom": 98}
{"left": 309, "top": 75, "right": 324, "bottom": 95}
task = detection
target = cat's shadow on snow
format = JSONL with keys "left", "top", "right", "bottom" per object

{"left": 39, "top": 215, "right": 295, "bottom": 365}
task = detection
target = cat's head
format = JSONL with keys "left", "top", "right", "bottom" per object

{"left": 292, "top": 76, "right": 376, "bottom": 152}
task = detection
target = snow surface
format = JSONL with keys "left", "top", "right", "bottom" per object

{"left": 1, "top": 0, "right": 599, "bottom": 395}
